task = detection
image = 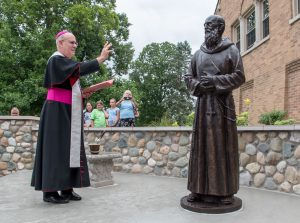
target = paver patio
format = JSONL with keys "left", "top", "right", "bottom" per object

{"left": 1, "top": 170, "right": 300, "bottom": 223}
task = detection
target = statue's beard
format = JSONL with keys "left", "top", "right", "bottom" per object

{"left": 205, "top": 30, "right": 221, "bottom": 50}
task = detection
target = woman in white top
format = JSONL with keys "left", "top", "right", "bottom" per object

{"left": 83, "top": 102, "right": 93, "bottom": 127}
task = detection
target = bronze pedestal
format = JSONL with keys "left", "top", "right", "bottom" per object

{"left": 180, "top": 196, "right": 242, "bottom": 214}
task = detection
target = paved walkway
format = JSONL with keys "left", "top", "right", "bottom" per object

{"left": 1, "top": 171, "right": 300, "bottom": 223}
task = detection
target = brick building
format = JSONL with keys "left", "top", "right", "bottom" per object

{"left": 214, "top": 0, "right": 300, "bottom": 124}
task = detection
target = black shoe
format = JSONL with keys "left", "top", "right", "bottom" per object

{"left": 43, "top": 192, "right": 69, "bottom": 204}
{"left": 61, "top": 190, "right": 82, "bottom": 201}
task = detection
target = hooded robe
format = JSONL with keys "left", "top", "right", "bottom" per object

{"left": 31, "top": 53, "right": 100, "bottom": 191}
{"left": 185, "top": 38, "right": 245, "bottom": 197}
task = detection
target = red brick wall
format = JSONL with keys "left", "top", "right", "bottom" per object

{"left": 286, "top": 59, "right": 300, "bottom": 121}
{"left": 240, "top": 80, "right": 254, "bottom": 115}
{"left": 216, "top": 0, "right": 300, "bottom": 124}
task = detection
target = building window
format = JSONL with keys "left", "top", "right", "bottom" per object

{"left": 262, "top": 0, "right": 269, "bottom": 38}
{"left": 231, "top": 1, "right": 270, "bottom": 53}
{"left": 233, "top": 23, "right": 241, "bottom": 51}
{"left": 292, "top": 0, "right": 300, "bottom": 17}
{"left": 289, "top": 0, "right": 300, "bottom": 24}
{"left": 246, "top": 10, "right": 256, "bottom": 49}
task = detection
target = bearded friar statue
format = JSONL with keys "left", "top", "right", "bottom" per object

{"left": 181, "top": 15, "right": 245, "bottom": 214}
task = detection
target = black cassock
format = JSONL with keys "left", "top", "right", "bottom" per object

{"left": 31, "top": 54, "right": 99, "bottom": 191}
{"left": 185, "top": 38, "right": 245, "bottom": 197}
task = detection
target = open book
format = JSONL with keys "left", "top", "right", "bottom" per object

{"left": 82, "top": 79, "right": 114, "bottom": 94}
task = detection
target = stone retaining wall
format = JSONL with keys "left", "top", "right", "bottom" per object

{"left": 0, "top": 117, "right": 39, "bottom": 175}
{"left": 1, "top": 116, "right": 300, "bottom": 195}
{"left": 83, "top": 127, "right": 192, "bottom": 177}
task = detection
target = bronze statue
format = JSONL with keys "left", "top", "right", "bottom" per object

{"left": 181, "top": 15, "right": 245, "bottom": 213}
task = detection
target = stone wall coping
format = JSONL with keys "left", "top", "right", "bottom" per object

{"left": 30, "top": 127, "right": 186, "bottom": 132}
{"left": 0, "top": 116, "right": 40, "bottom": 121}
{"left": 31, "top": 126, "right": 194, "bottom": 132}
{"left": 82, "top": 125, "right": 300, "bottom": 132}
{"left": 13, "top": 122, "right": 300, "bottom": 133}
{"left": 84, "top": 126, "right": 194, "bottom": 132}
{"left": 237, "top": 125, "right": 300, "bottom": 131}
{"left": 86, "top": 152, "right": 122, "bottom": 161}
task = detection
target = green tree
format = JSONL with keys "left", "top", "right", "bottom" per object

{"left": 0, "top": 0, "right": 133, "bottom": 115}
{"left": 130, "top": 41, "right": 193, "bottom": 126}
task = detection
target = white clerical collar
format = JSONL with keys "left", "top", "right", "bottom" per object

{"left": 51, "top": 51, "right": 65, "bottom": 58}
{"left": 47, "top": 51, "right": 65, "bottom": 63}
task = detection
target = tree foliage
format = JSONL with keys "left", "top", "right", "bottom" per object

{"left": 0, "top": 0, "right": 134, "bottom": 115}
{"left": 130, "top": 41, "right": 194, "bottom": 126}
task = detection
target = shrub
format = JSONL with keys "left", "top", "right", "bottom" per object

{"left": 236, "top": 112, "right": 249, "bottom": 126}
{"left": 184, "top": 112, "right": 195, "bottom": 126}
{"left": 258, "top": 110, "right": 287, "bottom": 125}
{"left": 149, "top": 114, "right": 178, "bottom": 126}
{"left": 172, "top": 121, "right": 179, "bottom": 127}
{"left": 274, "top": 119, "right": 296, "bottom": 125}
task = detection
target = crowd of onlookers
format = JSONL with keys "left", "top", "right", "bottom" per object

{"left": 8, "top": 90, "right": 139, "bottom": 127}
{"left": 83, "top": 90, "right": 139, "bottom": 128}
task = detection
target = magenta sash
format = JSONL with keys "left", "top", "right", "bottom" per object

{"left": 47, "top": 88, "right": 72, "bottom": 105}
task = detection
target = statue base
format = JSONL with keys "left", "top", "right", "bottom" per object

{"left": 180, "top": 196, "right": 242, "bottom": 214}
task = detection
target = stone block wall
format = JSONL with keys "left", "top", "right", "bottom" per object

{"left": 84, "top": 126, "right": 300, "bottom": 195}
{"left": 83, "top": 128, "right": 192, "bottom": 178}
{"left": 0, "top": 117, "right": 39, "bottom": 176}
{"left": 1, "top": 116, "right": 300, "bottom": 195}
{"left": 238, "top": 129, "right": 300, "bottom": 194}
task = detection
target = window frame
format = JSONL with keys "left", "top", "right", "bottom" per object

{"left": 232, "top": 22, "right": 241, "bottom": 51}
{"left": 231, "top": 0, "right": 270, "bottom": 54}
{"left": 246, "top": 9, "right": 256, "bottom": 49}
{"left": 262, "top": 0, "right": 269, "bottom": 38}
{"left": 289, "top": 0, "right": 300, "bottom": 24}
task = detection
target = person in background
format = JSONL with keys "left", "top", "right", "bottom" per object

{"left": 116, "top": 90, "right": 139, "bottom": 127}
{"left": 10, "top": 107, "right": 20, "bottom": 116}
{"left": 106, "top": 98, "right": 120, "bottom": 127}
{"left": 90, "top": 100, "right": 108, "bottom": 127}
{"left": 83, "top": 102, "right": 93, "bottom": 127}
{"left": 31, "top": 30, "right": 112, "bottom": 204}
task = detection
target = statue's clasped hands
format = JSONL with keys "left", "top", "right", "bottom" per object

{"left": 200, "top": 71, "right": 214, "bottom": 86}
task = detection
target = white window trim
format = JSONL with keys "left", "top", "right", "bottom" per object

{"left": 261, "top": 0, "right": 270, "bottom": 38}
{"left": 241, "top": 36, "right": 270, "bottom": 57}
{"left": 255, "top": 0, "right": 270, "bottom": 45}
{"left": 232, "top": 0, "right": 270, "bottom": 54}
{"left": 255, "top": 0, "right": 262, "bottom": 43}
{"left": 289, "top": 14, "right": 300, "bottom": 24}
{"left": 242, "top": 7, "right": 256, "bottom": 52}
{"left": 232, "top": 21, "right": 240, "bottom": 48}
{"left": 289, "top": 0, "right": 300, "bottom": 24}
